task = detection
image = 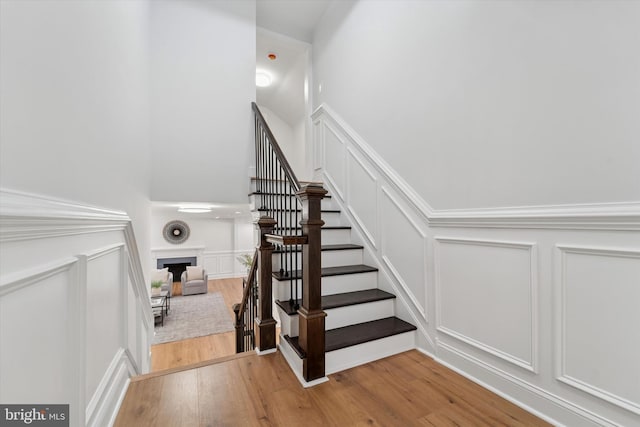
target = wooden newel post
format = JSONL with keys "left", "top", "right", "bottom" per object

{"left": 297, "top": 183, "right": 328, "bottom": 381}
{"left": 232, "top": 303, "right": 243, "bottom": 353}
{"left": 255, "top": 216, "right": 277, "bottom": 352}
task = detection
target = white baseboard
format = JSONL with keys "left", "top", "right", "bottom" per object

{"left": 86, "top": 349, "right": 137, "bottom": 427}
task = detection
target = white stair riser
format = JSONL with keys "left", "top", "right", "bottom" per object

{"left": 320, "top": 228, "right": 351, "bottom": 245}
{"left": 254, "top": 212, "right": 342, "bottom": 227}
{"left": 320, "top": 212, "right": 342, "bottom": 227}
{"left": 273, "top": 271, "right": 378, "bottom": 301}
{"left": 272, "top": 248, "right": 363, "bottom": 270}
{"left": 278, "top": 336, "right": 303, "bottom": 379}
{"left": 279, "top": 299, "right": 396, "bottom": 337}
{"left": 250, "top": 180, "right": 296, "bottom": 194}
{"left": 249, "top": 194, "right": 335, "bottom": 211}
{"left": 325, "top": 331, "right": 416, "bottom": 375}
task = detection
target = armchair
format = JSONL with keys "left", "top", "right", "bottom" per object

{"left": 181, "top": 266, "right": 208, "bottom": 296}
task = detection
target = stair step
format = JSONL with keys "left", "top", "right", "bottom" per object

{"left": 248, "top": 191, "right": 332, "bottom": 198}
{"left": 272, "top": 226, "right": 350, "bottom": 232}
{"left": 283, "top": 317, "right": 417, "bottom": 357}
{"left": 273, "top": 264, "right": 378, "bottom": 281}
{"left": 273, "top": 243, "right": 364, "bottom": 254}
{"left": 276, "top": 289, "right": 395, "bottom": 315}
{"left": 258, "top": 208, "right": 341, "bottom": 213}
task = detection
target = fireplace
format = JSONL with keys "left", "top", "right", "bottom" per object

{"left": 157, "top": 257, "right": 197, "bottom": 282}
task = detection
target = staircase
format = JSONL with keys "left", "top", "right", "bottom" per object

{"left": 239, "top": 102, "right": 416, "bottom": 386}
{"left": 249, "top": 180, "right": 417, "bottom": 384}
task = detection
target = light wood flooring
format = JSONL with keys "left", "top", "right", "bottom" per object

{"left": 116, "top": 349, "right": 551, "bottom": 426}
{"left": 150, "top": 277, "right": 242, "bottom": 372}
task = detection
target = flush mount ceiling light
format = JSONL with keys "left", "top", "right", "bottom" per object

{"left": 256, "top": 71, "right": 272, "bottom": 87}
{"left": 178, "top": 207, "right": 212, "bottom": 213}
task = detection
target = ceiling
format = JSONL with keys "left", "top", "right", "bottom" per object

{"left": 256, "top": 0, "right": 333, "bottom": 43}
{"left": 256, "top": 28, "right": 308, "bottom": 126}
{"left": 255, "top": 1, "right": 333, "bottom": 126}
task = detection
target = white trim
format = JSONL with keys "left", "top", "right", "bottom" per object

{"left": 311, "top": 104, "right": 640, "bottom": 230}
{"left": 255, "top": 347, "right": 277, "bottom": 356}
{"left": 555, "top": 244, "right": 640, "bottom": 415}
{"left": 429, "top": 202, "right": 640, "bottom": 230}
{"left": 434, "top": 237, "right": 539, "bottom": 373}
{"left": 85, "top": 348, "right": 137, "bottom": 427}
{"left": 0, "top": 257, "right": 78, "bottom": 296}
{"left": 278, "top": 339, "right": 329, "bottom": 388}
{"left": 312, "top": 117, "right": 324, "bottom": 171}
{"left": 312, "top": 104, "right": 434, "bottom": 222}
{"left": 0, "top": 188, "right": 152, "bottom": 421}
{"left": 0, "top": 189, "right": 131, "bottom": 242}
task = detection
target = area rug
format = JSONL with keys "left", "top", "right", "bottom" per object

{"left": 153, "top": 291, "right": 234, "bottom": 345}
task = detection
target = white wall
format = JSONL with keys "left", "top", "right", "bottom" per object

{"left": 0, "top": 2, "right": 153, "bottom": 424}
{"left": 313, "top": 0, "right": 640, "bottom": 210}
{"left": 258, "top": 105, "right": 307, "bottom": 179}
{"left": 150, "top": 208, "right": 255, "bottom": 279}
{"left": 313, "top": 105, "right": 640, "bottom": 427}
{"left": 150, "top": 0, "right": 256, "bottom": 204}
{"left": 0, "top": 0, "right": 152, "bottom": 269}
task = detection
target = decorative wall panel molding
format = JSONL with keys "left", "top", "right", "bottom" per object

{"left": 434, "top": 342, "right": 620, "bottom": 427}
{"left": 0, "top": 258, "right": 82, "bottom": 422}
{"left": 322, "top": 122, "right": 346, "bottom": 201}
{"left": 310, "top": 104, "right": 640, "bottom": 426}
{"left": 381, "top": 186, "right": 428, "bottom": 319}
{"left": 0, "top": 188, "right": 151, "bottom": 427}
{"left": 556, "top": 245, "right": 640, "bottom": 415}
{"left": 346, "top": 147, "right": 378, "bottom": 248}
{"left": 435, "top": 237, "right": 538, "bottom": 372}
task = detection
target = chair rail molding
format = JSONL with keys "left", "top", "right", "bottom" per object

{"left": 0, "top": 188, "right": 152, "bottom": 427}
{"left": 311, "top": 104, "right": 640, "bottom": 427}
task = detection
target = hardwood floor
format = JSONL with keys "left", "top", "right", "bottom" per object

{"left": 116, "top": 350, "right": 551, "bottom": 427}
{"left": 150, "top": 277, "right": 243, "bottom": 372}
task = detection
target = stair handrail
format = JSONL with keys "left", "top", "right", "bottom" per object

{"left": 235, "top": 248, "right": 258, "bottom": 322}
{"left": 252, "top": 102, "right": 301, "bottom": 193}
{"left": 251, "top": 102, "right": 327, "bottom": 382}
{"left": 233, "top": 248, "right": 259, "bottom": 353}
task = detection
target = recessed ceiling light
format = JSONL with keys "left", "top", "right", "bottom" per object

{"left": 268, "top": 53, "right": 277, "bottom": 60}
{"left": 235, "top": 211, "right": 242, "bottom": 214}
{"left": 178, "top": 207, "right": 212, "bottom": 213}
{"left": 256, "top": 71, "right": 272, "bottom": 87}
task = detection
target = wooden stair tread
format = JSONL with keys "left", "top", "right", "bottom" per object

{"left": 257, "top": 208, "right": 341, "bottom": 213}
{"left": 283, "top": 317, "right": 417, "bottom": 357}
{"left": 273, "top": 243, "right": 364, "bottom": 254}
{"left": 272, "top": 226, "right": 351, "bottom": 231}
{"left": 249, "top": 191, "right": 332, "bottom": 198}
{"left": 276, "top": 289, "right": 396, "bottom": 315}
{"left": 273, "top": 264, "right": 378, "bottom": 281}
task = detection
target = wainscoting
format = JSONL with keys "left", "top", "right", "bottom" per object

{"left": 0, "top": 190, "right": 152, "bottom": 427}
{"left": 311, "top": 104, "right": 640, "bottom": 427}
